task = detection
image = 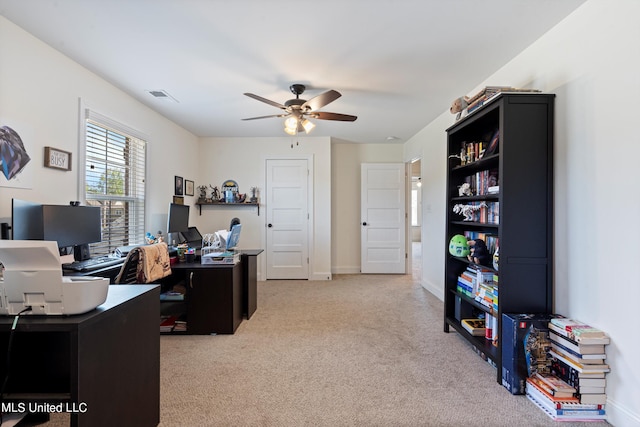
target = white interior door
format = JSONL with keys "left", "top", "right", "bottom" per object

{"left": 361, "top": 163, "right": 406, "bottom": 273}
{"left": 265, "top": 159, "right": 309, "bottom": 279}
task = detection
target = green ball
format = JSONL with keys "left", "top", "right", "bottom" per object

{"left": 449, "top": 234, "right": 470, "bottom": 257}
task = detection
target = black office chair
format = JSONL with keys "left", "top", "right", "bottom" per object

{"left": 115, "top": 242, "right": 171, "bottom": 284}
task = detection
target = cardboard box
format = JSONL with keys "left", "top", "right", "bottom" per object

{"left": 501, "top": 313, "right": 556, "bottom": 395}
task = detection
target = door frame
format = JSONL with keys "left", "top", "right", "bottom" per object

{"left": 263, "top": 154, "right": 314, "bottom": 280}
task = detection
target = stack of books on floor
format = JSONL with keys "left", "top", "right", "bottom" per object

{"left": 525, "top": 316, "right": 610, "bottom": 421}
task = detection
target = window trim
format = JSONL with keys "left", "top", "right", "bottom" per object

{"left": 78, "top": 101, "right": 149, "bottom": 254}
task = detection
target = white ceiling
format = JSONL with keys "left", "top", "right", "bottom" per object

{"left": 1, "top": 0, "right": 585, "bottom": 144}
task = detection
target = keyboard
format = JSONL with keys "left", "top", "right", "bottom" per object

{"left": 63, "top": 256, "right": 123, "bottom": 272}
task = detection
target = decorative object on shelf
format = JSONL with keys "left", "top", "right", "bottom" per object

{"left": 453, "top": 202, "right": 487, "bottom": 221}
{"left": 185, "top": 180, "right": 194, "bottom": 196}
{"left": 250, "top": 186, "right": 258, "bottom": 203}
{"left": 493, "top": 247, "right": 499, "bottom": 271}
{"left": 484, "top": 129, "right": 500, "bottom": 156}
{"left": 174, "top": 176, "right": 183, "bottom": 195}
{"left": 448, "top": 234, "right": 470, "bottom": 257}
{"left": 145, "top": 231, "right": 164, "bottom": 244}
{"left": 468, "top": 238, "right": 490, "bottom": 266}
{"left": 208, "top": 185, "right": 220, "bottom": 202}
{"left": 449, "top": 86, "right": 542, "bottom": 121}
{"left": 43, "top": 146, "right": 71, "bottom": 171}
{"left": 197, "top": 185, "right": 208, "bottom": 202}
{"left": 458, "top": 182, "right": 472, "bottom": 197}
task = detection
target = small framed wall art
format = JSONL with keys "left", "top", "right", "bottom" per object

{"left": 174, "top": 176, "right": 183, "bottom": 195}
{"left": 185, "top": 180, "right": 194, "bottom": 196}
{"left": 44, "top": 146, "right": 72, "bottom": 171}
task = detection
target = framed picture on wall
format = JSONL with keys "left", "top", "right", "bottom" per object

{"left": 185, "top": 180, "right": 194, "bottom": 196}
{"left": 174, "top": 176, "right": 183, "bottom": 195}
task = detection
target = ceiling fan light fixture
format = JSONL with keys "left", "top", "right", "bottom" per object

{"left": 284, "top": 118, "right": 298, "bottom": 134}
{"left": 301, "top": 119, "right": 315, "bottom": 134}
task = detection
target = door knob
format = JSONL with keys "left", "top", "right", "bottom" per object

{"left": 268, "top": 223, "right": 273, "bottom": 228}
{"left": 362, "top": 222, "right": 367, "bottom": 226}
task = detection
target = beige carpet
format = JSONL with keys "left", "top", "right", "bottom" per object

{"left": 42, "top": 274, "right": 606, "bottom": 426}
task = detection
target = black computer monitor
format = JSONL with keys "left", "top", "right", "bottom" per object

{"left": 43, "top": 204, "right": 102, "bottom": 261}
{"left": 12, "top": 199, "right": 102, "bottom": 261}
{"left": 167, "top": 203, "right": 189, "bottom": 233}
{"left": 42, "top": 205, "right": 102, "bottom": 249}
{"left": 11, "top": 198, "right": 44, "bottom": 240}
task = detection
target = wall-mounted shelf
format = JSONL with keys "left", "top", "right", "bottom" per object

{"left": 195, "top": 202, "right": 260, "bottom": 216}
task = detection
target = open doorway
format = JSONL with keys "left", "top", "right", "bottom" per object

{"left": 410, "top": 159, "right": 422, "bottom": 280}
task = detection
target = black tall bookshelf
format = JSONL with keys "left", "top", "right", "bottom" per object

{"left": 443, "top": 93, "right": 555, "bottom": 384}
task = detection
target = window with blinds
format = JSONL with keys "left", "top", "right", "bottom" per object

{"left": 84, "top": 117, "right": 146, "bottom": 256}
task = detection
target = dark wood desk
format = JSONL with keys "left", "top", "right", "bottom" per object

{"left": 240, "top": 249, "right": 263, "bottom": 319}
{"left": 0, "top": 285, "right": 160, "bottom": 427}
{"left": 63, "top": 261, "right": 124, "bottom": 283}
{"left": 170, "top": 249, "right": 262, "bottom": 334}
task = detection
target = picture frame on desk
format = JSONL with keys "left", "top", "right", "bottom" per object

{"left": 173, "top": 196, "right": 184, "bottom": 205}
{"left": 174, "top": 175, "right": 183, "bottom": 195}
{"left": 185, "top": 180, "right": 194, "bottom": 196}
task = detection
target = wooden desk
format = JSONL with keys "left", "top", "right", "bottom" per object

{"left": 0, "top": 285, "right": 160, "bottom": 427}
{"left": 240, "top": 249, "right": 263, "bottom": 319}
{"left": 170, "top": 249, "right": 262, "bottom": 334}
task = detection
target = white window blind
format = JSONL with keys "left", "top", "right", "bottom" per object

{"left": 83, "top": 116, "right": 146, "bottom": 256}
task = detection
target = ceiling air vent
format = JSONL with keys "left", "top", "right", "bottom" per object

{"left": 146, "top": 89, "right": 178, "bottom": 103}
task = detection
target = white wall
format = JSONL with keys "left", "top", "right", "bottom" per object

{"left": 197, "top": 137, "right": 332, "bottom": 280}
{"left": 0, "top": 16, "right": 199, "bottom": 239}
{"left": 331, "top": 142, "right": 404, "bottom": 274}
{"left": 406, "top": 1, "right": 640, "bottom": 425}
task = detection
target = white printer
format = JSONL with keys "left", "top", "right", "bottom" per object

{"left": 0, "top": 240, "right": 109, "bottom": 315}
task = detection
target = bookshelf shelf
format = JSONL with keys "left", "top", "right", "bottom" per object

{"left": 195, "top": 201, "right": 259, "bottom": 216}
{"left": 443, "top": 93, "right": 555, "bottom": 384}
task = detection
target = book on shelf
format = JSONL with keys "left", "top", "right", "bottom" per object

{"left": 526, "top": 379, "right": 604, "bottom": 411}
{"left": 578, "top": 393, "right": 607, "bottom": 405}
{"left": 160, "top": 315, "right": 178, "bottom": 332}
{"left": 461, "top": 318, "right": 486, "bottom": 336}
{"left": 160, "top": 291, "right": 185, "bottom": 301}
{"left": 547, "top": 329, "right": 606, "bottom": 355}
{"left": 526, "top": 385, "right": 607, "bottom": 421}
{"left": 549, "top": 343, "right": 605, "bottom": 365}
{"left": 547, "top": 348, "right": 610, "bottom": 374}
{"left": 548, "top": 342, "right": 606, "bottom": 364}
{"left": 550, "top": 357, "right": 606, "bottom": 391}
{"left": 533, "top": 373, "right": 576, "bottom": 394}
{"left": 526, "top": 377, "right": 579, "bottom": 403}
{"left": 549, "top": 318, "right": 609, "bottom": 343}
{"left": 527, "top": 374, "right": 575, "bottom": 398}
{"left": 547, "top": 322, "right": 610, "bottom": 345}
{"left": 577, "top": 385, "right": 606, "bottom": 395}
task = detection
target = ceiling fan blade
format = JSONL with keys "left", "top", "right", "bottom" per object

{"left": 241, "top": 114, "right": 288, "bottom": 121}
{"left": 301, "top": 90, "right": 341, "bottom": 111}
{"left": 244, "top": 93, "right": 287, "bottom": 110}
{"left": 311, "top": 111, "right": 358, "bottom": 122}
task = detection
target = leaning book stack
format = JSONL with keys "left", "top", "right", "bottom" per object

{"left": 525, "top": 316, "right": 610, "bottom": 421}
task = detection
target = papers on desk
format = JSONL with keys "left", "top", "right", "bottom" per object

{"left": 201, "top": 251, "right": 239, "bottom": 265}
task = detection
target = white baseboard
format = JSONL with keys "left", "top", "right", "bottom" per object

{"left": 421, "top": 279, "right": 444, "bottom": 302}
{"left": 605, "top": 397, "right": 640, "bottom": 427}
